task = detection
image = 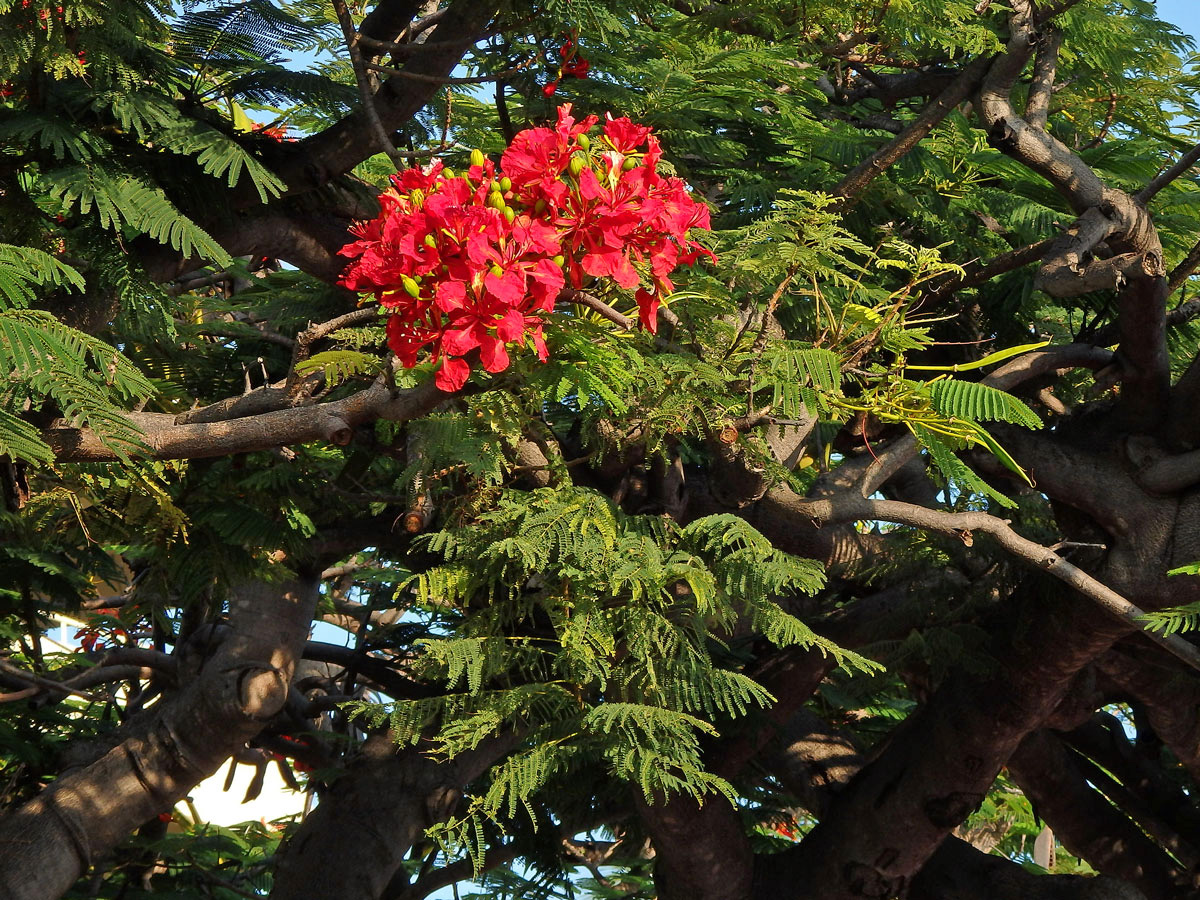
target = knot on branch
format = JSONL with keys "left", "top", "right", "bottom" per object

{"left": 232, "top": 663, "right": 290, "bottom": 721}
{"left": 319, "top": 414, "right": 354, "bottom": 446}
{"left": 843, "top": 860, "right": 902, "bottom": 899}
{"left": 923, "top": 791, "right": 985, "bottom": 828}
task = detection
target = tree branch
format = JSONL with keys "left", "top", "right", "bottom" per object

{"left": 0, "top": 576, "right": 321, "bottom": 899}
{"left": 1008, "top": 730, "right": 1181, "bottom": 899}
{"left": 275, "top": 0, "right": 497, "bottom": 194}
{"left": 833, "top": 56, "right": 992, "bottom": 204}
{"left": 44, "top": 376, "right": 447, "bottom": 463}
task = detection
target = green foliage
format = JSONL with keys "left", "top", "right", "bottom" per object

{"left": 347, "top": 486, "right": 869, "bottom": 869}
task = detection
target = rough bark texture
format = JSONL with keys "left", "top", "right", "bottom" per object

{"left": 0, "top": 577, "right": 320, "bottom": 900}
{"left": 269, "top": 734, "right": 517, "bottom": 900}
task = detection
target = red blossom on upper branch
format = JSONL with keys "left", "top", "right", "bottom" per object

{"left": 338, "top": 105, "right": 715, "bottom": 391}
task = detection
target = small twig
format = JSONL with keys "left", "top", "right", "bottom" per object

{"left": 1168, "top": 240, "right": 1200, "bottom": 294}
{"left": 0, "top": 660, "right": 104, "bottom": 702}
{"left": 1137, "top": 140, "right": 1200, "bottom": 204}
{"left": 287, "top": 305, "right": 381, "bottom": 394}
{"left": 565, "top": 290, "right": 634, "bottom": 329}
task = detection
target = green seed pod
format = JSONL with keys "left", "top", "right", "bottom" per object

{"left": 503, "top": 207, "right": 516, "bottom": 223}
{"left": 568, "top": 155, "right": 586, "bottom": 177}
{"left": 577, "top": 134, "right": 590, "bottom": 151}
{"left": 401, "top": 276, "right": 420, "bottom": 298}
{"left": 622, "top": 156, "right": 638, "bottom": 171}
{"left": 470, "top": 148, "right": 485, "bottom": 168}
{"left": 499, "top": 176, "right": 512, "bottom": 192}
{"left": 553, "top": 254, "right": 566, "bottom": 267}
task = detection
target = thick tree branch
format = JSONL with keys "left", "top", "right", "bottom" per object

{"left": 0, "top": 576, "right": 320, "bottom": 900}
{"left": 1008, "top": 730, "right": 1182, "bottom": 899}
{"left": 274, "top": 0, "right": 497, "bottom": 194}
{"left": 1025, "top": 26, "right": 1062, "bottom": 130}
{"left": 269, "top": 733, "right": 518, "bottom": 900}
{"left": 978, "top": 0, "right": 1169, "bottom": 426}
{"left": 44, "top": 375, "right": 447, "bottom": 463}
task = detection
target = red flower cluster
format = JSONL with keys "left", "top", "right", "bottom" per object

{"left": 251, "top": 122, "right": 293, "bottom": 142}
{"left": 74, "top": 607, "right": 126, "bottom": 652}
{"left": 543, "top": 38, "right": 590, "bottom": 97}
{"left": 338, "top": 105, "right": 714, "bottom": 391}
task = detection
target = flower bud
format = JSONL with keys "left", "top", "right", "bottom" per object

{"left": 499, "top": 176, "right": 512, "bottom": 192}
{"left": 577, "top": 134, "right": 590, "bottom": 151}
{"left": 470, "top": 148, "right": 485, "bottom": 168}
{"left": 488, "top": 190, "right": 505, "bottom": 209}
{"left": 568, "top": 155, "right": 586, "bottom": 177}
{"left": 401, "top": 276, "right": 420, "bottom": 298}
{"left": 553, "top": 254, "right": 566, "bottom": 267}
{"left": 442, "top": 168, "right": 454, "bottom": 179}
{"left": 622, "top": 157, "right": 637, "bottom": 171}
{"left": 423, "top": 234, "right": 437, "bottom": 249}
{"left": 534, "top": 198, "right": 547, "bottom": 214}
{"left": 490, "top": 263, "right": 504, "bottom": 278}
{"left": 503, "top": 207, "right": 516, "bottom": 223}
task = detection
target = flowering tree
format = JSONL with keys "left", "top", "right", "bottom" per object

{"left": 3, "top": 2, "right": 1200, "bottom": 900}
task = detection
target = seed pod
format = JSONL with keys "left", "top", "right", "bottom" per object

{"left": 470, "top": 148, "right": 485, "bottom": 168}
{"left": 568, "top": 155, "right": 586, "bottom": 177}
{"left": 499, "top": 176, "right": 512, "bottom": 192}
{"left": 401, "top": 276, "right": 420, "bottom": 298}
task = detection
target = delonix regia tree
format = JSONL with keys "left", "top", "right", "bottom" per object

{"left": 4, "top": 0, "right": 1200, "bottom": 897}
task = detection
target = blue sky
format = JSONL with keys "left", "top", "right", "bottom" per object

{"left": 1157, "top": 0, "right": 1200, "bottom": 43}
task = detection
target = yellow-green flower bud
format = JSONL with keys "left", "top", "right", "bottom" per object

{"left": 488, "top": 190, "right": 505, "bottom": 209}
{"left": 470, "top": 148, "right": 485, "bottom": 168}
{"left": 503, "top": 207, "right": 516, "bottom": 223}
{"left": 401, "top": 276, "right": 420, "bottom": 298}
{"left": 499, "top": 176, "right": 512, "bottom": 192}
{"left": 622, "top": 157, "right": 637, "bottom": 171}
{"left": 553, "top": 254, "right": 566, "bottom": 267}
{"left": 569, "top": 155, "right": 586, "bottom": 177}
{"left": 577, "top": 134, "right": 590, "bottom": 151}
{"left": 423, "top": 234, "right": 437, "bottom": 249}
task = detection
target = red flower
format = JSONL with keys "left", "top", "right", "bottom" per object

{"left": 251, "top": 122, "right": 292, "bottom": 142}
{"left": 562, "top": 57, "right": 590, "bottom": 78}
{"left": 542, "top": 80, "right": 559, "bottom": 98}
